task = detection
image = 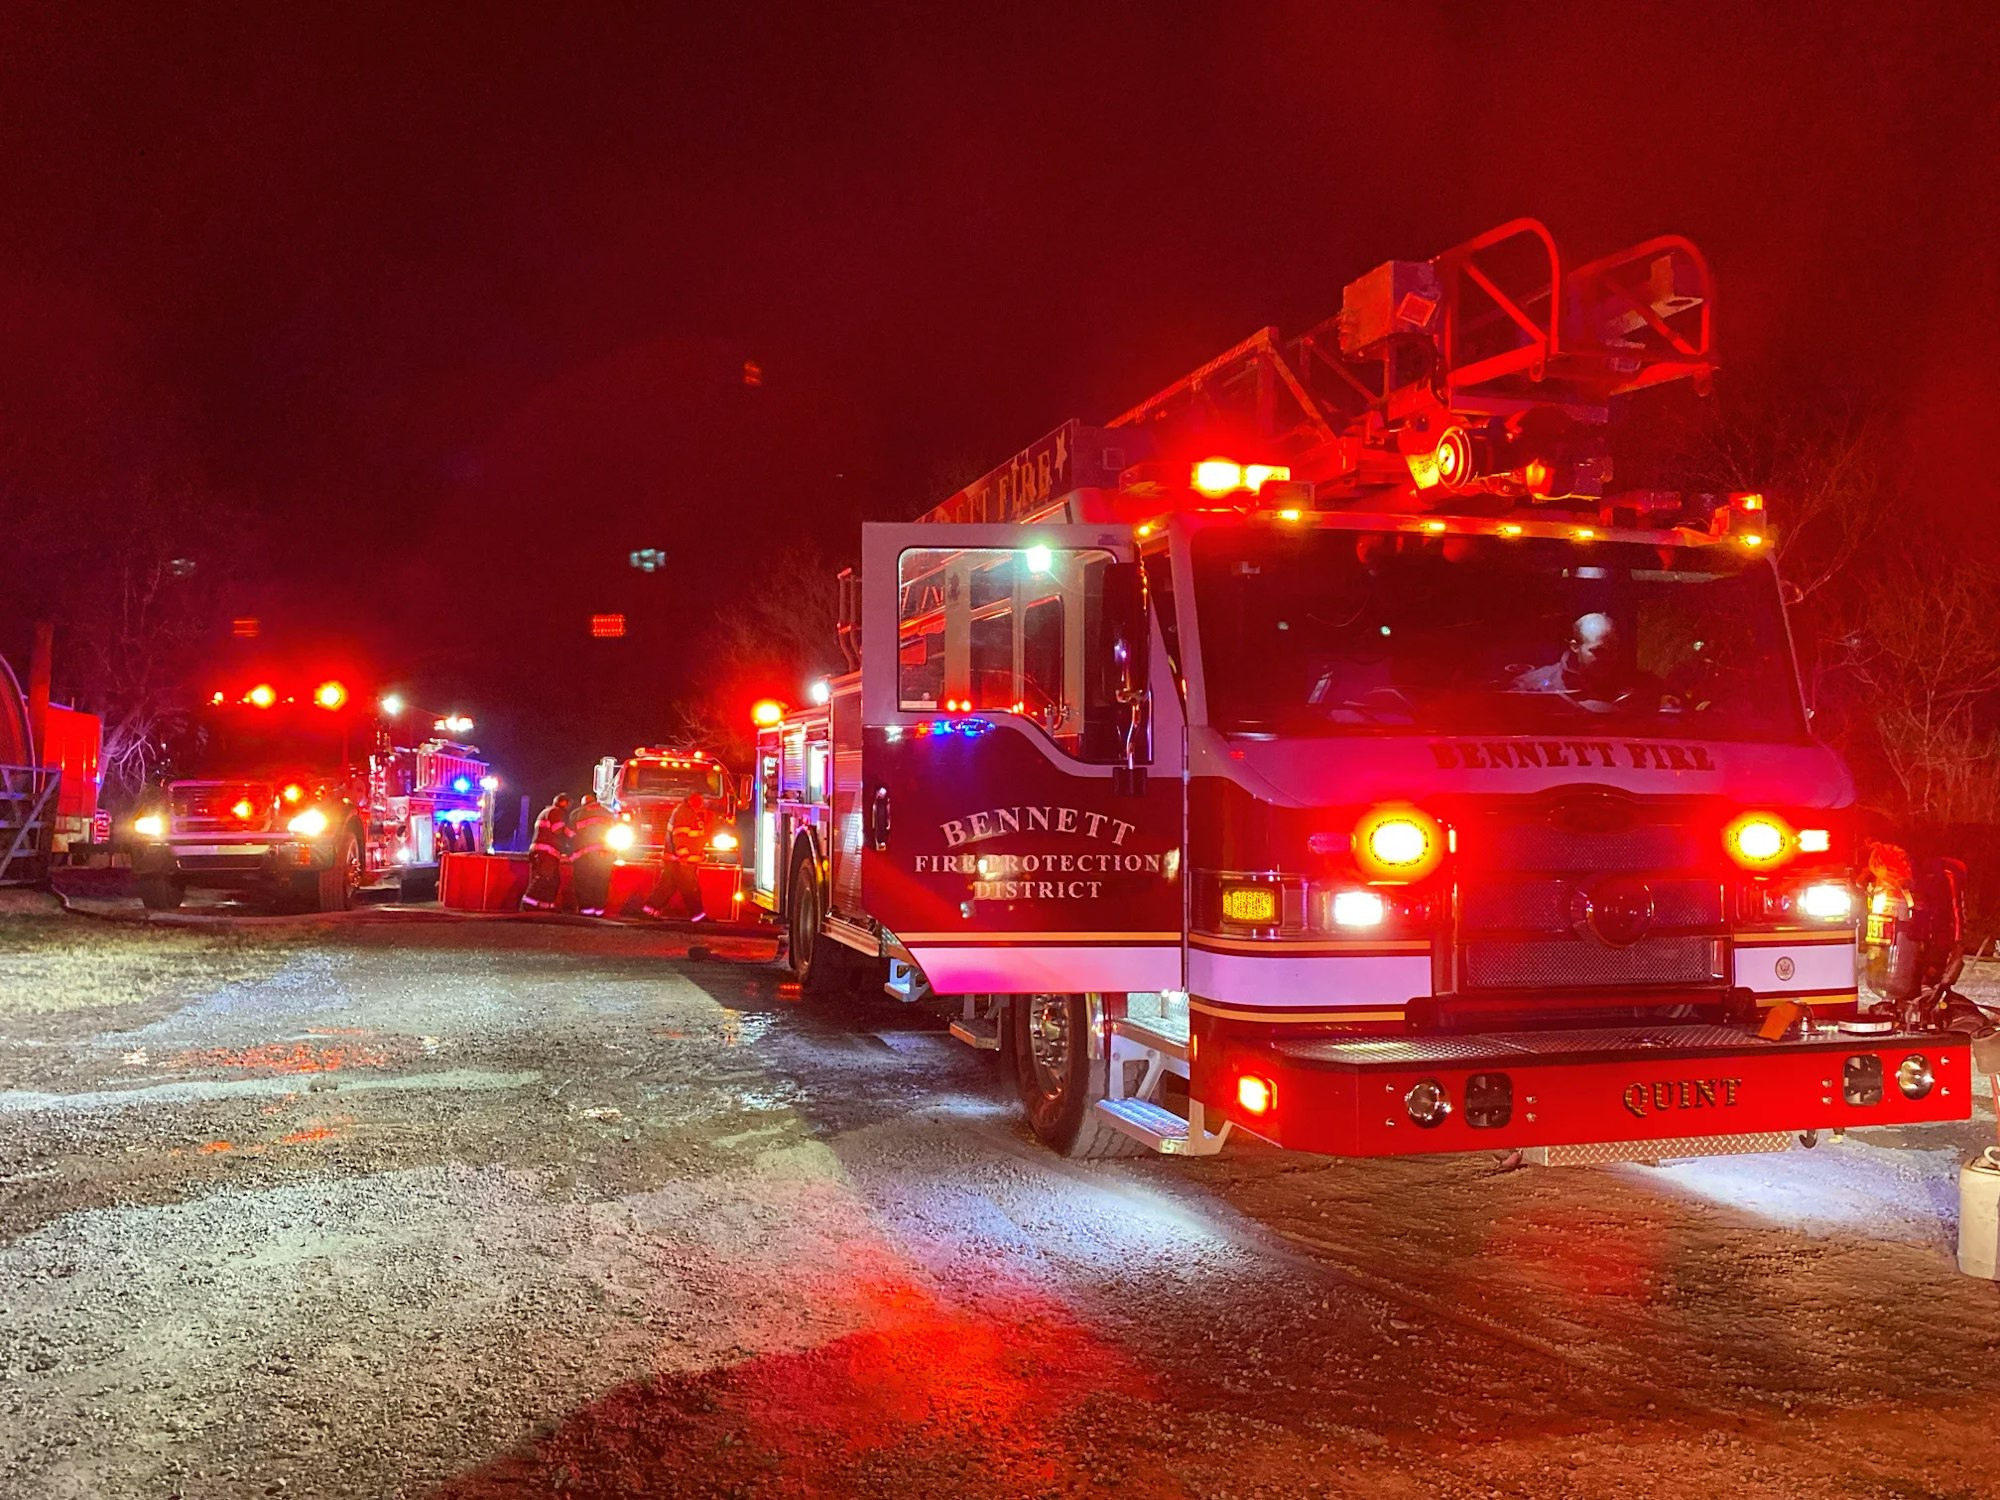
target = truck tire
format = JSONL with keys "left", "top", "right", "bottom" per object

{"left": 1015, "top": 992, "right": 1142, "bottom": 1158}
{"left": 785, "top": 847, "right": 825, "bottom": 989}
{"left": 315, "top": 829, "right": 363, "bottom": 913}
{"left": 136, "top": 874, "right": 184, "bottom": 912}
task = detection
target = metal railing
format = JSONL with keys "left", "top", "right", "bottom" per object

{"left": 0, "top": 764, "right": 60, "bottom": 885}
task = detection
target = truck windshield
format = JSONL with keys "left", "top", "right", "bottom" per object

{"left": 1190, "top": 527, "right": 1805, "bottom": 742}
{"left": 178, "top": 709, "right": 362, "bottom": 774}
{"left": 622, "top": 763, "right": 726, "bottom": 799}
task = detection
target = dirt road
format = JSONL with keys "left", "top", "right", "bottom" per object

{"left": 3, "top": 897, "right": 1998, "bottom": 1498}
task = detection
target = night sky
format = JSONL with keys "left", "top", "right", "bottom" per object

{"left": 4, "top": 2, "right": 1996, "bottom": 806}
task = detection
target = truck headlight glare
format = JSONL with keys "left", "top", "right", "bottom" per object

{"left": 1330, "top": 889, "right": 1386, "bottom": 928}
{"left": 133, "top": 814, "right": 166, "bottom": 840}
{"left": 604, "top": 824, "right": 636, "bottom": 852}
{"left": 1798, "top": 882, "right": 1853, "bottom": 921}
{"left": 287, "top": 808, "right": 329, "bottom": 837}
{"left": 709, "top": 829, "right": 739, "bottom": 852}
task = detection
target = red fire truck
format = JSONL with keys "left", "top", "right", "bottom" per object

{"left": 130, "top": 677, "right": 492, "bottom": 911}
{"left": 593, "top": 746, "right": 745, "bottom": 866}
{"left": 755, "top": 217, "right": 1975, "bottom": 1163}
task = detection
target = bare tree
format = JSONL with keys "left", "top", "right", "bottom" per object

{"left": 684, "top": 542, "right": 846, "bottom": 758}
{"left": 1841, "top": 544, "right": 2000, "bottom": 824}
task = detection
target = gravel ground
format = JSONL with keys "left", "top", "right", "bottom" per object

{"left": 3, "top": 896, "right": 1998, "bottom": 1499}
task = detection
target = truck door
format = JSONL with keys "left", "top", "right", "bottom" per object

{"left": 857, "top": 522, "right": 1184, "bottom": 995}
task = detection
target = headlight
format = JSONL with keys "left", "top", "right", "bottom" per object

{"left": 288, "top": 808, "right": 329, "bottom": 837}
{"left": 1798, "top": 883, "right": 1854, "bottom": 921}
{"left": 133, "top": 813, "right": 167, "bottom": 839}
{"left": 604, "top": 824, "right": 636, "bottom": 852}
{"left": 1330, "top": 889, "right": 1385, "bottom": 928}
{"left": 709, "top": 829, "right": 740, "bottom": 852}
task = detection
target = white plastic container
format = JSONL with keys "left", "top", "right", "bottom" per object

{"left": 1958, "top": 1147, "right": 2000, "bottom": 1279}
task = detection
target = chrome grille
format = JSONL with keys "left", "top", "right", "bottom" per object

{"left": 1458, "top": 797, "right": 1724, "bottom": 993}
{"left": 1462, "top": 935, "right": 1722, "bottom": 989}
{"left": 1461, "top": 879, "right": 1722, "bottom": 932}
{"left": 1483, "top": 819, "right": 1700, "bottom": 873}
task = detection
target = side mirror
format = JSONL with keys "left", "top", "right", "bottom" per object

{"left": 1102, "top": 561, "right": 1150, "bottom": 705}
{"left": 1101, "top": 561, "right": 1152, "bottom": 791}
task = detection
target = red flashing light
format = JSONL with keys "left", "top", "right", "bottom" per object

{"left": 1353, "top": 804, "right": 1445, "bottom": 883}
{"left": 1726, "top": 812, "right": 1794, "bottom": 871}
{"left": 247, "top": 683, "right": 276, "bottom": 709}
{"left": 1193, "top": 458, "right": 1244, "bottom": 497}
{"left": 232, "top": 617, "right": 261, "bottom": 638}
{"left": 1191, "top": 459, "right": 1291, "bottom": 499}
{"left": 314, "top": 680, "right": 347, "bottom": 710}
{"left": 590, "top": 613, "right": 627, "bottom": 638}
{"left": 1736, "top": 492, "right": 1765, "bottom": 511}
{"left": 751, "top": 699, "right": 784, "bottom": 727}
{"left": 1237, "top": 1074, "right": 1276, "bottom": 1117}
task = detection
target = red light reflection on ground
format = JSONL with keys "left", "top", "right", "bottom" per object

{"left": 440, "top": 1261, "right": 1162, "bottom": 1497}
{"left": 1488, "top": 1210, "right": 1666, "bottom": 1303}
{"left": 168, "top": 1041, "right": 391, "bottom": 1074}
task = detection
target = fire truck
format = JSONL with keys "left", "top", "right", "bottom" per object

{"left": 130, "top": 677, "right": 492, "bottom": 911}
{"left": 592, "top": 746, "right": 745, "bottom": 868}
{"left": 755, "top": 216, "right": 1975, "bottom": 1163}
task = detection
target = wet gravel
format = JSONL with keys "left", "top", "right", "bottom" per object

{"left": 3, "top": 901, "right": 1999, "bottom": 1498}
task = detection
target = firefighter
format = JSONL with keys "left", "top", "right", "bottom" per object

{"left": 521, "top": 793, "right": 570, "bottom": 911}
{"left": 644, "top": 789, "right": 712, "bottom": 921}
{"left": 568, "top": 793, "right": 617, "bottom": 917}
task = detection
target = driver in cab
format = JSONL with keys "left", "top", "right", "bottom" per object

{"left": 1512, "top": 612, "right": 1667, "bottom": 713}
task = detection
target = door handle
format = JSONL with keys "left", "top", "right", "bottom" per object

{"left": 869, "top": 786, "right": 892, "bottom": 852}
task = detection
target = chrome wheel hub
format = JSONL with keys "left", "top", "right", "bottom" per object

{"left": 1026, "top": 993, "right": 1070, "bottom": 1091}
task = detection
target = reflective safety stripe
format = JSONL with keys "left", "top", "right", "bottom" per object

{"left": 530, "top": 842, "right": 564, "bottom": 857}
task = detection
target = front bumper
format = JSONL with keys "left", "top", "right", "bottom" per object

{"left": 132, "top": 839, "right": 335, "bottom": 885}
{"left": 1192, "top": 1022, "right": 1974, "bottom": 1157}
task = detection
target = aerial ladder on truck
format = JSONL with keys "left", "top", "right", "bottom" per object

{"left": 760, "top": 218, "right": 1973, "bottom": 1164}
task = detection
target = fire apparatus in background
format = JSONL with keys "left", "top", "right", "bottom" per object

{"left": 756, "top": 216, "right": 1975, "bottom": 1163}
{"left": 130, "top": 677, "right": 492, "bottom": 910}
{"left": 593, "top": 745, "right": 746, "bottom": 869}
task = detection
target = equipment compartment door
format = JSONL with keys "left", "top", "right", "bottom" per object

{"left": 858, "top": 522, "right": 1183, "bottom": 995}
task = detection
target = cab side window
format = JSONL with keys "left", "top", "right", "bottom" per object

{"left": 896, "top": 544, "right": 1134, "bottom": 764}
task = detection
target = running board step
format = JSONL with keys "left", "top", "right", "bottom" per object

{"left": 1093, "top": 1098, "right": 1231, "bottom": 1157}
{"left": 948, "top": 1018, "right": 1001, "bottom": 1050}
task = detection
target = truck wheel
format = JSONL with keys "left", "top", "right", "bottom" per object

{"left": 136, "top": 874, "right": 184, "bottom": 911}
{"left": 785, "top": 848, "right": 824, "bottom": 989}
{"left": 316, "top": 829, "right": 363, "bottom": 913}
{"left": 1015, "top": 992, "right": 1141, "bottom": 1158}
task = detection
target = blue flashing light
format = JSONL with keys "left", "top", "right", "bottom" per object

{"left": 437, "top": 808, "right": 481, "bottom": 825}
{"left": 916, "top": 717, "right": 994, "bottom": 738}
{"left": 452, "top": 776, "right": 473, "bottom": 793}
